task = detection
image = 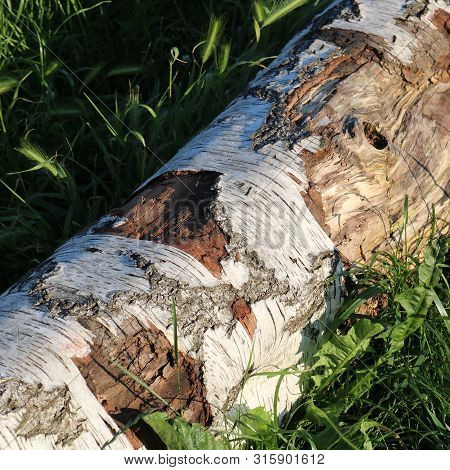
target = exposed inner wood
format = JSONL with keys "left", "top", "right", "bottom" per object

{"left": 279, "top": 8, "right": 450, "bottom": 261}
{"left": 231, "top": 297, "right": 257, "bottom": 338}
{"left": 72, "top": 318, "right": 212, "bottom": 431}
{"left": 97, "top": 171, "right": 229, "bottom": 278}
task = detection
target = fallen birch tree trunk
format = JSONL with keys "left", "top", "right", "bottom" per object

{"left": 0, "top": 0, "right": 448, "bottom": 449}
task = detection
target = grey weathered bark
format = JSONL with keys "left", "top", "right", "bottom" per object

{"left": 0, "top": 0, "right": 448, "bottom": 449}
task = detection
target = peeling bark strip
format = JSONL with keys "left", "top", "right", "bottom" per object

{"left": 98, "top": 171, "right": 229, "bottom": 278}
{"left": 0, "top": 0, "right": 449, "bottom": 449}
{"left": 72, "top": 320, "right": 212, "bottom": 426}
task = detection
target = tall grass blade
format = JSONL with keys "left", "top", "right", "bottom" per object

{"left": 201, "top": 16, "right": 225, "bottom": 64}
{"left": 14, "top": 139, "right": 67, "bottom": 179}
{"left": 263, "top": 0, "right": 311, "bottom": 28}
{"left": 0, "top": 78, "right": 18, "bottom": 95}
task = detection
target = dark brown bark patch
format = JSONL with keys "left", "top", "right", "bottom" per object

{"left": 289, "top": 164, "right": 331, "bottom": 237}
{"left": 231, "top": 297, "right": 257, "bottom": 338}
{"left": 96, "top": 171, "right": 229, "bottom": 278}
{"left": 72, "top": 317, "right": 212, "bottom": 448}
{"left": 431, "top": 8, "right": 450, "bottom": 35}
{"left": 300, "top": 185, "right": 330, "bottom": 237}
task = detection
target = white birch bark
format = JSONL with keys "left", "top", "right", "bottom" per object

{"left": 0, "top": 0, "right": 448, "bottom": 449}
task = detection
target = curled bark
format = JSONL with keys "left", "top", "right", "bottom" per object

{"left": 0, "top": 0, "right": 448, "bottom": 449}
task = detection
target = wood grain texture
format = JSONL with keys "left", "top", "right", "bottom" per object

{"left": 0, "top": 0, "right": 448, "bottom": 449}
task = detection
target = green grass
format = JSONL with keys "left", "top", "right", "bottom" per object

{"left": 1, "top": 0, "right": 448, "bottom": 451}
{"left": 272, "top": 227, "right": 449, "bottom": 450}
{"left": 127, "top": 224, "right": 449, "bottom": 450}
{"left": 0, "top": 0, "right": 330, "bottom": 290}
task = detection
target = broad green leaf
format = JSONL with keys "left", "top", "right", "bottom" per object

{"left": 385, "top": 313, "right": 427, "bottom": 357}
{"left": 237, "top": 407, "right": 278, "bottom": 449}
{"left": 396, "top": 286, "right": 434, "bottom": 317}
{"left": 179, "top": 422, "right": 228, "bottom": 450}
{"left": 143, "top": 412, "right": 228, "bottom": 450}
{"left": 359, "top": 419, "right": 383, "bottom": 450}
{"left": 306, "top": 402, "right": 358, "bottom": 450}
{"left": 383, "top": 286, "right": 433, "bottom": 356}
{"left": 418, "top": 237, "right": 447, "bottom": 287}
{"left": 311, "top": 319, "right": 384, "bottom": 393}
{"left": 143, "top": 412, "right": 183, "bottom": 450}
{"left": 239, "top": 406, "right": 273, "bottom": 436}
{"left": 330, "top": 368, "right": 378, "bottom": 413}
